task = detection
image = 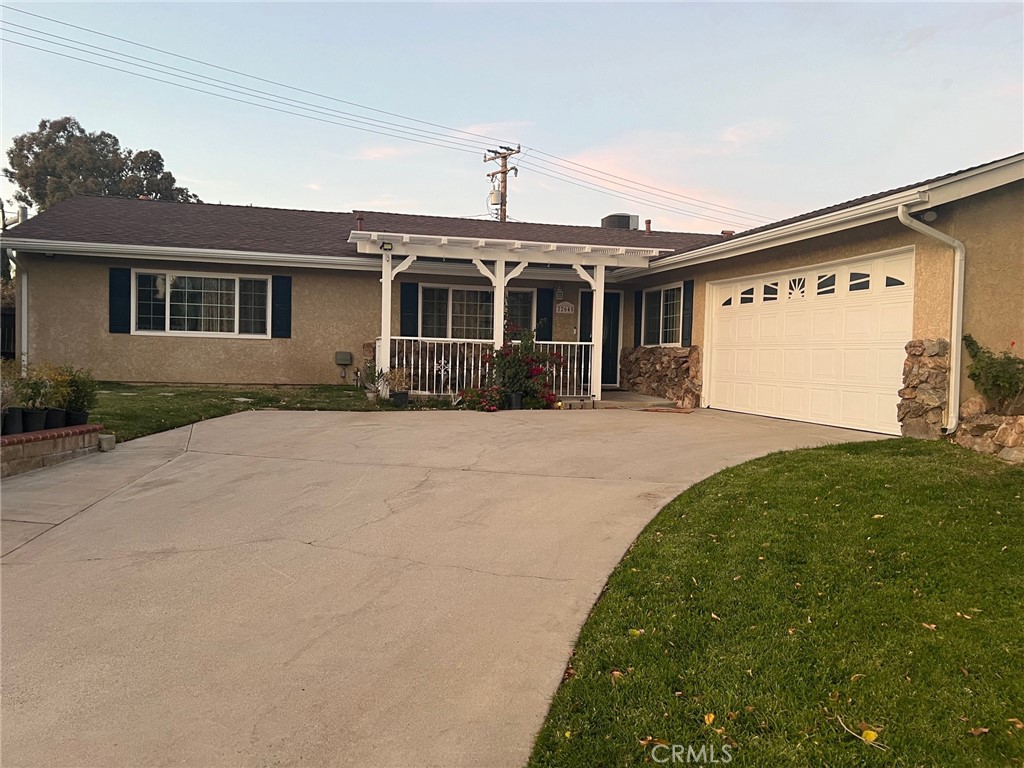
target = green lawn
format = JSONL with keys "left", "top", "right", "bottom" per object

{"left": 91, "top": 382, "right": 374, "bottom": 442}
{"left": 529, "top": 439, "right": 1023, "bottom": 767}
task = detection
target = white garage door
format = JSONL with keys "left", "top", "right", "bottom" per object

{"left": 708, "top": 252, "right": 914, "bottom": 435}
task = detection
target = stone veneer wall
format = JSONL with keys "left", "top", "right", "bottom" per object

{"left": 619, "top": 346, "right": 701, "bottom": 408}
{"left": 952, "top": 411, "right": 1024, "bottom": 463}
{"left": 898, "top": 339, "right": 950, "bottom": 439}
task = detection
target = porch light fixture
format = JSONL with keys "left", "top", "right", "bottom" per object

{"left": 380, "top": 241, "right": 394, "bottom": 252}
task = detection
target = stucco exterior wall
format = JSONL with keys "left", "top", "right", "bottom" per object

{"left": 18, "top": 254, "right": 381, "bottom": 384}
{"left": 619, "top": 180, "right": 1023, "bottom": 405}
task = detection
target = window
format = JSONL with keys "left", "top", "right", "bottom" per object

{"left": 739, "top": 286, "right": 755, "bottom": 305}
{"left": 506, "top": 291, "right": 534, "bottom": 337}
{"left": 849, "top": 272, "right": 871, "bottom": 292}
{"left": 885, "top": 275, "right": 906, "bottom": 288}
{"left": 816, "top": 273, "right": 836, "bottom": 296}
{"left": 134, "top": 271, "right": 270, "bottom": 336}
{"left": 788, "top": 276, "right": 806, "bottom": 300}
{"left": 419, "top": 286, "right": 533, "bottom": 340}
{"left": 762, "top": 281, "right": 779, "bottom": 302}
{"left": 643, "top": 286, "right": 682, "bottom": 345}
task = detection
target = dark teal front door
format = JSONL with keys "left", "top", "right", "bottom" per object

{"left": 579, "top": 291, "right": 622, "bottom": 387}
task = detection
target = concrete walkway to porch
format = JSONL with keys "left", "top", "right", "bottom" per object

{"left": 1, "top": 408, "right": 882, "bottom": 767}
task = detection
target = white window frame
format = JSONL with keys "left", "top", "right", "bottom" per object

{"left": 417, "top": 283, "right": 536, "bottom": 340}
{"left": 130, "top": 268, "right": 272, "bottom": 338}
{"left": 642, "top": 282, "right": 684, "bottom": 346}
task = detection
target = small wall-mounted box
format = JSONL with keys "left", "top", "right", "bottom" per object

{"left": 335, "top": 351, "right": 353, "bottom": 366}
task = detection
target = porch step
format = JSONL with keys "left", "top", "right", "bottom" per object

{"left": 596, "top": 391, "right": 679, "bottom": 410}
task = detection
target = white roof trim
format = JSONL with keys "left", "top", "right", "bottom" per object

{"left": 613, "top": 153, "right": 1024, "bottom": 281}
{"left": 0, "top": 237, "right": 382, "bottom": 271}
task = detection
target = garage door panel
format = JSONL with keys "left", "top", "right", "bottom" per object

{"left": 710, "top": 252, "right": 913, "bottom": 435}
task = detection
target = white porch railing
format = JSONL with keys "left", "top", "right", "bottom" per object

{"left": 535, "top": 341, "right": 594, "bottom": 398}
{"left": 381, "top": 337, "right": 594, "bottom": 399}
{"left": 390, "top": 337, "right": 493, "bottom": 396}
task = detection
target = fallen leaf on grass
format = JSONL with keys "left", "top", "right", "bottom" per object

{"left": 850, "top": 674, "right": 865, "bottom": 683}
{"left": 611, "top": 670, "right": 623, "bottom": 684}
{"left": 704, "top": 713, "right": 716, "bottom": 726}
{"left": 956, "top": 611, "right": 973, "bottom": 619}
{"left": 564, "top": 731, "right": 572, "bottom": 739}
{"left": 1007, "top": 718, "right": 1023, "bottom": 730}
{"left": 629, "top": 628, "right": 645, "bottom": 637}
{"left": 639, "top": 736, "right": 669, "bottom": 747}
{"left": 862, "top": 730, "right": 878, "bottom": 743}
{"left": 967, "top": 727, "right": 990, "bottom": 736}
{"left": 711, "top": 613, "right": 721, "bottom": 622}
{"left": 922, "top": 623, "right": 937, "bottom": 631}
{"left": 726, "top": 711, "right": 738, "bottom": 721}
{"left": 872, "top": 514, "right": 884, "bottom": 519}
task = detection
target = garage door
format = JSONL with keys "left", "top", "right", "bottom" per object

{"left": 708, "top": 252, "right": 914, "bottom": 435}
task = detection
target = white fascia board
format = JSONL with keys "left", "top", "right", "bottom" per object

{"left": 613, "top": 190, "right": 929, "bottom": 281}
{"left": 0, "top": 238, "right": 381, "bottom": 271}
{"left": 615, "top": 155, "right": 1024, "bottom": 282}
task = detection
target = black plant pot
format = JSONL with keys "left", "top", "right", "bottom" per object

{"left": 67, "top": 410, "right": 89, "bottom": 426}
{"left": 45, "top": 408, "right": 68, "bottom": 429}
{"left": 2, "top": 407, "right": 24, "bottom": 435}
{"left": 390, "top": 391, "right": 410, "bottom": 407}
{"left": 507, "top": 392, "right": 524, "bottom": 410}
{"left": 23, "top": 409, "right": 47, "bottom": 432}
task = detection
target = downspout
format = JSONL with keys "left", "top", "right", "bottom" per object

{"left": 8, "top": 251, "right": 28, "bottom": 376}
{"left": 896, "top": 204, "right": 965, "bottom": 435}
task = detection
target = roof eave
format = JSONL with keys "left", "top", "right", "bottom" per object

{"left": 615, "top": 154, "right": 1024, "bottom": 281}
{"left": 0, "top": 237, "right": 381, "bottom": 271}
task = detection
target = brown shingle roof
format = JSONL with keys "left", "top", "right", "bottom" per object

{"left": 2, "top": 195, "right": 721, "bottom": 257}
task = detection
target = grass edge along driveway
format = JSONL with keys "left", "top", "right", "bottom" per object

{"left": 529, "top": 439, "right": 1023, "bottom": 767}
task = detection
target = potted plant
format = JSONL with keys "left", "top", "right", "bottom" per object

{"left": 363, "top": 363, "right": 386, "bottom": 403}
{"left": 386, "top": 367, "right": 411, "bottom": 407}
{"left": 20, "top": 372, "right": 51, "bottom": 432}
{"left": 65, "top": 366, "right": 98, "bottom": 425}
{"left": 38, "top": 364, "right": 72, "bottom": 429}
{"left": 1, "top": 377, "right": 22, "bottom": 435}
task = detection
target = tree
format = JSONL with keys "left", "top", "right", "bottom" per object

{"left": 3, "top": 117, "right": 201, "bottom": 211}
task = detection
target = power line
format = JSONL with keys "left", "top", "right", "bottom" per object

{"left": 0, "top": 10, "right": 771, "bottom": 227}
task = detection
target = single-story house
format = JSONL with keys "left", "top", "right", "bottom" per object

{"left": 2, "top": 153, "right": 1021, "bottom": 438}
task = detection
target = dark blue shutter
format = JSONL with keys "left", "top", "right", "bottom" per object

{"left": 578, "top": 290, "right": 593, "bottom": 342}
{"left": 633, "top": 290, "right": 643, "bottom": 347}
{"left": 271, "top": 275, "right": 292, "bottom": 338}
{"left": 536, "top": 288, "right": 554, "bottom": 341}
{"left": 681, "top": 280, "right": 694, "bottom": 346}
{"left": 109, "top": 267, "right": 131, "bottom": 334}
{"left": 399, "top": 282, "right": 419, "bottom": 337}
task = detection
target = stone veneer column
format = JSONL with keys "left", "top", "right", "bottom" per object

{"left": 898, "top": 338, "right": 950, "bottom": 439}
{"left": 619, "top": 345, "right": 702, "bottom": 408}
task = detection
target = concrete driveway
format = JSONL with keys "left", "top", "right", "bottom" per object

{"left": 1, "top": 409, "right": 879, "bottom": 767}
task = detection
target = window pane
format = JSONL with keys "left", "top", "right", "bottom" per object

{"left": 506, "top": 291, "right": 533, "bottom": 337}
{"left": 643, "top": 291, "right": 661, "bottom": 345}
{"left": 421, "top": 287, "right": 449, "bottom": 338}
{"left": 239, "top": 279, "right": 268, "bottom": 335}
{"left": 451, "top": 289, "right": 493, "bottom": 340}
{"left": 169, "top": 275, "right": 235, "bottom": 333}
{"left": 136, "top": 272, "right": 166, "bottom": 331}
{"left": 662, "top": 287, "right": 681, "bottom": 344}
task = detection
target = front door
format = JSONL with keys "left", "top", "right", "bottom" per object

{"left": 579, "top": 291, "right": 622, "bottom": 387}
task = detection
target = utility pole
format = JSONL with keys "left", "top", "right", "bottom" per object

{"left": 484, "top": 145, "right": 520, "bottom": 222}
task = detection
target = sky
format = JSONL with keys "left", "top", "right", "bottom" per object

{"left": 1, "top": 2, "right": 1021, "bottom": 234}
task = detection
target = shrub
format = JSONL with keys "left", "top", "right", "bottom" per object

{"left": 65, "top": 366, "right": 99, "bottom": 412}
{"left": 385, "top": 367, "right": 411, "bottom": 392}
{"left": 461, "top": 385, "right": 503, "bottom": 412}
{"left": 963, "top": 335, "right": 1024, "bottom": 414}
{"left": 488, "top": 327, "right": 560, "bottom": 410}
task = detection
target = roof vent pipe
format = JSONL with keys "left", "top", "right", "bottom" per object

{"left": 356, "top": 214, "right": 364, "bottom": 231}
{"left": 17, "top": 206, "right": 28, "bottom": 223}
{"left": 720, "top": 230, "right": 735, "bottom": 238}
{"left": 897, "top": 203, "right": 965, "bottom": 435}
{"left": 645, "top": 219, "right": 652, "bottom": 234}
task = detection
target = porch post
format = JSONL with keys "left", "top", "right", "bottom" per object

{"left": 591, "top": 265, "right": 606, "bottom": 401}
{"left": 379, "top": 252, "right": 392, "bottom": 376}
{"left": 493, "top": 258, "right": 506, "bottom": 348}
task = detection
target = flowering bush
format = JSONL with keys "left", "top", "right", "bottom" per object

{"left": 461, "top": 385, "right": 503, "bottom": 412}
{"left": 490, "top": 326, "right": 560, "bottom": 410}
{"left": 963, "top": 335, "right": 1024, "bottom": 414}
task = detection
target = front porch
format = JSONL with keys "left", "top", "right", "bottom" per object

{"left": 349, "top": 229, "right": 666, "bottom": 401}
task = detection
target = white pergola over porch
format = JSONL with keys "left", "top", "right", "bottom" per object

{"left": 349, "top": 231, "right": 664, "bottom": 400}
